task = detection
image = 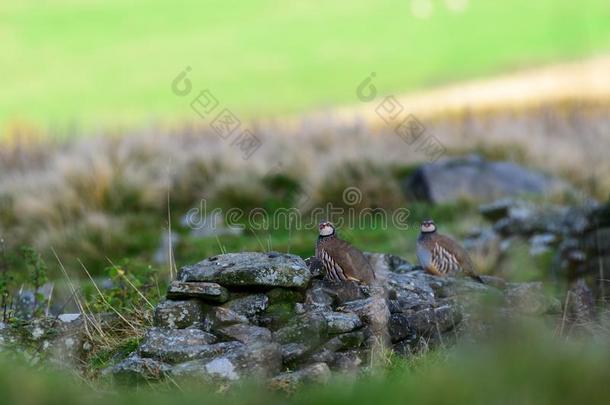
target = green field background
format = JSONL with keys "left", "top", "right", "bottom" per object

{"left": 2, "top": 0, "right": 610, "bottom": 132}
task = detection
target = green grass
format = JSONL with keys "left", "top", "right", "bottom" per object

{"left": 2, "top": 0, "right": 610, "bottom": 133}
{"left": 173, "top": 201, "right": 483, "bottom": 271}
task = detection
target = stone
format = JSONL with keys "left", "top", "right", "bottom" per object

{"left": 153, "top": 231, "right": 180, "bottom": 266}
{"left": 217, "top": 324, "right": 272, "bottom": 344}
{"left": 479, "top": 275, "right": 507, "bottom": 290}
{"left": 565, "top": 279, "right": 596, "bottom": 329}
{"left": 306, "top": 256, "right": 325, "bottom": 278}
{"left": 304, "top": 280, "right": 335, "bottom": 311}
{"left": 337, "top": 296, "right": 390, "bottom": 345}
{"left": 490, "top": 202, "right": 572, "bottom": 237}
{"left": 529, "top": 233, "right": 557, "bottom": 256}
{"left": 139, "top": 327, "right": 223, "bottom": 363}
{"left": 58, "top": 313, "right": 81, "bottom": 323}
{"left": 259, "top": 302, "right": 297, "bottom": 330}
{"left": 166, "top": 281, "right": 229, "bottom": 303}
{"left": 203, "top": 307, "right": 249, "bottom": 331}
{"left": 321, "top": 311, "right": 362, "bottom": 334}
{"left": 402, "top": 155, "right": 573, "bottom": 204}
{"left": 319, "top": 279, "right": 367, "bottom": 304}
{"left": 268, "top": 362, "right": 331, "bottom": 392}
{"left": 386, "top": 271, "right": 436, "bottom": 306}
{"left": 405, "top": 305, "right": 461, "bottom": 336}
{"left": 479, "top": 198, "right": 515, "bottom": 221}
{"left": 15, "top": 316, "right": 90, "bottom": 365}
{"left": 154, "top": 299, "right": 204, "bottom": 329}
{"left": 389, "top": 313, "right": 415, "bottom": 343}
{"left": 273, "top": 312, "right": 328, "bottom": 345}
{"left": 504, "top": 282, "right": 561, "bottom": 315}
{"left": 318, "top": 331, "right": 366, "bottom": 352}
{"left": 561, "top": 279, "right": 597, "bottom": 333}
{"left": 222, "top": 294, "right": 269, "bottom": 322}
{"left": 109, "top": 354, "right": 172, "bottom": 383}
{"left": 178, "top": 252, "right": 311, "bottom": 288}
{"left": 365, "top": 252, "right": 415, "bottom": 274}
{"left": 280, "top": 342, "right": 311, "bottom": 364}
{"left": 172, "top": 342, "right": 281, "bottom": 382}
{"left": 331, "top": 350, "right": 365, "bottom": 373}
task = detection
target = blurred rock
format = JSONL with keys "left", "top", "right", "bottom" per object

{"left": 171, "top": 342, "right": 281, "bottom": 382}
{"left": 403, "top": 155, "right": 572, "bottom": 204}
{"left": 529, "top": 233, "right": 557, "bottom": 256}
{"left": 109, "top": 354, "right": 172, "bottom": 384}
{"left": 565, "top": 279, "right": 596, "bottom": 328}
{"left": 321, "top": 311, "right": 362, "bottom": 334}
{"left": 504, "top": 282, "right": 561, "bottom": 315}
{"left": 153, "top": 231, "right": 180, "bottom": 266}
{"left": 364, "top": 252, "right": 415, "bottom": 274}
{"left": 268, "top": 362, "right": 331, "bottom": 392}
{"left": 280, "top": 342, "right": 311, "bottom": 364}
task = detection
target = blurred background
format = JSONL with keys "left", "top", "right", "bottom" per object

{"left": 0, "top": 0, "right": 610, "bottom": 403}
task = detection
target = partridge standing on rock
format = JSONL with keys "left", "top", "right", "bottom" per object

{"left": 417, "top": 219, "right": 483, "bottom": 283}
{"left": 316, "top": 221, "right": 376, "bottom": 284}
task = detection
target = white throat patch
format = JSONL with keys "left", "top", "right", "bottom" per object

{"left": 319, "top": 225, "right": 335, "bottom": 236}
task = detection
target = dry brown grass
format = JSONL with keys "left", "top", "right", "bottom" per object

{"left": 0, "top": 101, "right": 607, "bottom": 270}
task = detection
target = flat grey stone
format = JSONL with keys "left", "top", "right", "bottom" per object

{"left": 222, "top": 294, "right": 269, "bottom": 321}
{"left": 167, "top": 281, "right": 229, "bottom": 303}
{"left": 154, "top": 299, "right": 204, "bottom": 329}
{"left": 178, "top": 252, "right": 311, "bottom": 288}
{"left": 321, "top": 311, "right": 362, "bottom": 334}
{"left": 171, "top": 342, "right": 281, "bottom": 382}
{"left": 217, "top": 324, "right": 272, "bottom": 344}
{"left": 203, "top": 307, "right": 249, "bottom": 331}
{"left": 139, "top": 327, "right": 229, "bottom": 363}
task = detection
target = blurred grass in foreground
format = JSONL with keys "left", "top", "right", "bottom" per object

{"left": 2, "top": 324, "right": 610, "bottom": 405}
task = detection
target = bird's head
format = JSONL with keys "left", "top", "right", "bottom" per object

{"left": 420, "top": 219, "right": 436, "bottom": 233}
{"left": 318, "top": 221, "right": 335, "bottom": 237}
